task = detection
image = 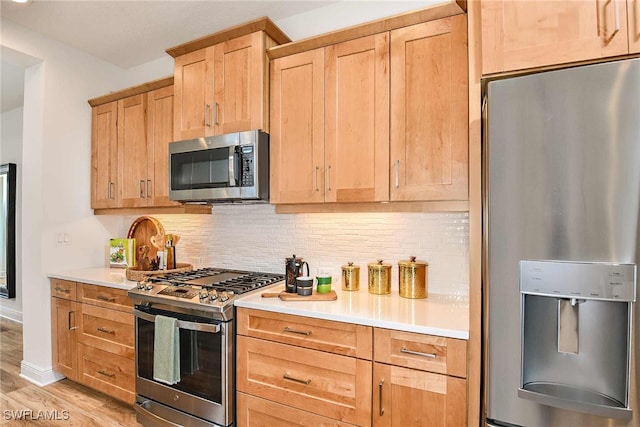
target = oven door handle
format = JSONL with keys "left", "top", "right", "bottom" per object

{"left": 134, "top": 309, "right": 222, "bottom": 334}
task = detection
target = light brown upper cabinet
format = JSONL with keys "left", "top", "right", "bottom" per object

{"left": 91, "top": 102, "right": 118, "bottom": 209}
{"left": 631, "top": 0, "right": 640, "bottom": 53}
{"left": 271, "top": 34, "right": 390, "bottom": 204}
{"left": 271, "top": 12, "right": 468, "bottom": 205}
{"left": 90, "top": 78, "right": 180, "bottom": 211}
{"left": 173, "top": 33, "right": 268, "bottom": 140}
{"left": 325, "top": 34, "right": 390, "bottom": 203}
{"left": 270, "top": 48, "right": 326, "bottom": 204}
{"left": 390, "top": 14, "right": 468, "bottom": 202}
{"left": 481, "top": 0, "right": 632, "bottom": 74}
{"left": 170, "top": 19, "right": 291, "bottom": 141}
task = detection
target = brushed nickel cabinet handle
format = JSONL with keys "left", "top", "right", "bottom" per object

{"left": 97, "top": 327, "right": 115, "bottom": 335}
{"left": 205, "top": 104, "right": 211, "bottom": 127}
{"left": 327, "top": 165, "right": 332, "bottom": 192}
{"left": 283, "top": 373, "right": 311, "bottom": 385}
{"left": 97, "top": 295, "right": 116, "bottom": 302}
{"left": 108, "top": 182, "right": 115, "bottom": 200}
{"left": 314, "top": 166, "right": 320, "bottom": 192}
{"left": 283, "top": 326, "right": 312, "bottom": 336}
{"left": 214, "top": 102, "right": 219, "bottom": 125}
{"left": 146, "top": 180, "right": 151, "bottom": 198}
{"left": 97, "top": 370, "right": 115, "bottom": 378}
{"left": 400, "top": 347, "right": 437, "bottom": 359}
{"left": 394, "top": 160, "right": 400, "bottom": 188}
{"left": 379, "top": 379, "right": 385, "bottom": 416}
{"left": 68, "top": 311, "right": 78, "bottom": 331}
{"left": 139, "top": 180, "right": 145, "bottom": 198}
{"left": 55, "top": 287, "right": 70, "bottom": 294}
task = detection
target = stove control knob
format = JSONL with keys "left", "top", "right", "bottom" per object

{"left": 208, "top": 290, "right": 218, "bottom": 301}
{"left": 137, "top": 282, "right": 146, "bottom": 290}
{"left": 220, "top": 291, "right": 230, "bottom": 302}
{"left": 199, "top": 290, "right": 208, "bottom": 300}
{"left": 145, "top": 284, "right": 153, "bottom": 291}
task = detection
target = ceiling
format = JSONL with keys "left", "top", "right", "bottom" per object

{"left": 0, "top": 0, "right": 437, "bottom": 113}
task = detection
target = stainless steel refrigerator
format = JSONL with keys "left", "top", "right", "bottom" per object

{"left": 484, "top": 58, "right": 640, "bottom": 427}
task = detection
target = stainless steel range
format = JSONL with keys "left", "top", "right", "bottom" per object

{"left": 128, "top": 268, "right": 284, "bottom": 427}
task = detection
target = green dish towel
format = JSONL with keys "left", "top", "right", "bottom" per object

{"left": 153, "top": 315, "right": 180, "bottom": 385}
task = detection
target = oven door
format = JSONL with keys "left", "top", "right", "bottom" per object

{"left": 134, "top": 305, "right": 233, "bottom": 426}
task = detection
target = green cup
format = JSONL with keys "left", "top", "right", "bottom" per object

{"left": 316, "top": 275, "right": 332, "bottom": 293}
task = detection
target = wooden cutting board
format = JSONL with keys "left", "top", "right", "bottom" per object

{"left": 127, "top": 216, "right": 165, "bottom": 260}
{"left": 262, "top": 290, "right": 337, "bottom": 301}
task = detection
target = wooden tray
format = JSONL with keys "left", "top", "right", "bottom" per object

{"left": 127, "top": 216, "right": 165, "bottom": 260}
{"left": 261, "top": 290, "right": 337, "bottom": 301}
{"left": 126, "top": 263, "right": 193, "bottom": 282}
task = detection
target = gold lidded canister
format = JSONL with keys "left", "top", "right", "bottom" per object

{"left": 341, "top": 261, "right": 360, "bottom": 291}
{"left": 368, "top": 259, "right": 391, "bottom": 295}
{"left": 398, "top": 256, "right": 428, "bottom": 299}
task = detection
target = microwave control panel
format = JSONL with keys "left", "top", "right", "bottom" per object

{"left": 240, "top": 145, "right": 254, "bottom": 187}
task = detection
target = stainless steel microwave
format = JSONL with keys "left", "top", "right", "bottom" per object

{"left": 169, "top": 130, "right": 269, "bottom": 203}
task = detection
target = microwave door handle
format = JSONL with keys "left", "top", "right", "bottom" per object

{"left": 228, "top": 146, "right": 238, "bottom": 187}
{"left": 133, "top": 309, "right": 221, "bottom": 334}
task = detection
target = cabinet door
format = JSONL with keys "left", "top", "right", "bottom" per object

{"left": 373, "top": 363, "right": 466, "bottom": 427}
{"left": 630, "top": 0, "right": 640, "bottom": 53}
{"left": 147, "top": 85, "right": 180, "bottom": 207}
{"left": 482, "top": 0, "right": 629, "bottom": 74}
{"left": 51, "top": 297, "right": 79, "bottom": 381}
{"left": 270, "top": 48, "right": 325, "bottom": 204}
{"left": 91, "top": 102, "right": 117, "bottom": 209}
{"left": 214, "top": 32, "right": 266, "bottom": 134}
{"left": 325, "top": 34, "right": 390, "bottom": 203}
{"left": 390, "top": 14, "right": 468, "bottom": 202}
{"left": 174, "top": 47, "right": 215, "bottom": 140}
{"left": 118, "top": 94, "right": 148, "bottom": 208}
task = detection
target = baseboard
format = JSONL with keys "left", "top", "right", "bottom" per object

{"left": 0, "top": 307, "right": 23, "bottom": 323}
{"left": 20, "top": 360, "right": 65, "bottom": 386}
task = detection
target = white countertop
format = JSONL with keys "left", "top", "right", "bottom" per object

{"left": 48, "top": 267, "right": 469, "bottom": 339}
{"left": 48, "top": 267, "right": 137, "bottom": 291}
{"left": 235, "top": 285, "right": 469, "bottom": 340}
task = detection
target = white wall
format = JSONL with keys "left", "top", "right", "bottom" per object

{"left": 0, "top": 107, "right": 24, "bottom": 321}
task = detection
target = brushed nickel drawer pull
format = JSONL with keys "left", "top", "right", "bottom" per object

{"left": 68, "top": 311, "right": 78, "bottom": 331}
{"left": 327, "top": 165, "right": 332, "bottom": 192}
{"left": 314, "top": 166, "right": 320, "bottom": 192}
{"left": 400, "top": 347, "right": 437, "bottom": 359}
{"left": 283, "top": 373, "right": 311, "bottom": 385}
{"left": 97, "top": 327, "right": 115, "bottom": 335}
{"left": 146, "top": 180, "right": 151, "bottom": 198}
{"left": 283, "top": 326, "right": 312, "bottom": 336}
{"left": 97, "top": 370, "right": 115, "bottom": 378}
{"left": 394, "top": 160, "right": 400, "bottom": 188}
{"left": 97, "top": 295, "right": 116, "bottom": 302}
{"left": 139, "top": 180, "right": 145, "bottom": 198}
{"left": 214, "top": 102, "right": 219, "bottom": 125}
{"left": 379, "top": 379, "right": 385, "bottom": 416}
{"left": 55, "top": 287, "right": 70, "bottom": 294}
{"left": 205, "top": 104, "right": 211, "bottom": 127}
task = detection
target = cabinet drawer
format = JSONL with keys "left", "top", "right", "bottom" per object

{"left": 78, "top": 344, "right": 135, "bottom": 404}
{"left": 50, "top": 279, "right": 77, "bottom": 301}
{"left": 237, "top": 308, "right": 372, "bottom": 359}
{"left": 237, "top": 336, "right": 372, "bottom": 426}
{"left": 374, "top": 328, "right": 466, "bottom": 378}
{"left": 237, "top": 392, "right": 357, "bottom": 427}
{"left": 78, "top": 283, "right": 133, "bottom": 312}
{"left": 78, "top": 303, "right": 134, "bottom": 359}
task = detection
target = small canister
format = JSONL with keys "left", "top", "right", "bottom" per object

{"left": 368, "top": 259, "right": 391, "bottom": 295}
{"left": 341, "top": 262, "right": 360, "bottom": 291}
{"left": 398, "top": 256, "right": 428, "bottom": 299}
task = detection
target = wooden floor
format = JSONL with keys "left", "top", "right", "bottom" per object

{"left": 0, "top": 317, "right": 139, "bottom": 426}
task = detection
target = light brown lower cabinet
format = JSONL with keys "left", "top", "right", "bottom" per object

{"left": 50, "top": 279, "right": 135, "bottom": 403}
{"left": 237, "top": 392, "right": 357, "bottom": 427}
{"left": 236, "top": 308, "right": 468, "bottom": 427}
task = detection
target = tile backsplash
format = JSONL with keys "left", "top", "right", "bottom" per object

{"left": 126, "top": 204, "right": 469, "bottom": 295}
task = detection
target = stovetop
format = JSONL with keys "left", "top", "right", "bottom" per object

{"left": 127, "top": 267, "right": 284, "bottom": 320}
